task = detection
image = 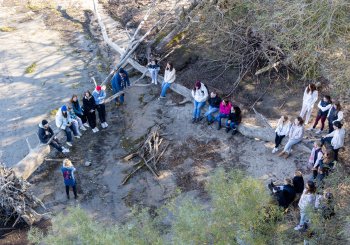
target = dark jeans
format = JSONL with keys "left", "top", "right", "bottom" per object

{"left": 328, "top": 120, "right": 334, "bottom": 133}
{"left": 321, "top": 136, "right": 340, "bottom": 161}
{"left": 313, "top": 114, "right": 327, "bottom": 130}
{"left": 77, "top": 113, "right": 87, "bottom": 124}
{"left": 65, "top": 185, "right": 77, "bottom": 199}
{"left": 50, "top": 139, "right": 63, "bottom": 152}
{"left": 274, "top": 133, "right": 285, "bottom": 148}
{"left": 96, "top": 104, "right": 106, "bottom": 123}
{"left": 64, "top": 125, "right": 78, "bottom": 143}
{"left": 86, "top": 111, "right": 97, "bottom": 128}
{"left": 215, "top": 113, "right": 229, "bottom": 127}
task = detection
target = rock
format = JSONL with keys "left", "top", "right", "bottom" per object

{"left": 85, "top": 161, "right": 92, "bottom": 166}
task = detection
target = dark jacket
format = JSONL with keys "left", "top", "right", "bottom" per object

{"left": 277, "top": 184, "right": 296, "bottom": 208}
{"left": 292, "top": 176, "right": 304, "bottom": 194}
{"left": 38, "top": 123, "right": 54, "bottom": 144}
{"left": 228, "top": 111, "right": 242, "bottom": 124}
{"left": 71, "top": 100, "right": 83, "bottom": 115}
{"left": 318, "top": 100, "right": 332, "bottom": 116}
{"left": 83, "top": 96, "right": 96, "bottom": 113}
{"left": 111, "top": 68, "right": 130, "bottom": 92}
{"left": 208, "top": 96, "right": 221, "bottom": 108}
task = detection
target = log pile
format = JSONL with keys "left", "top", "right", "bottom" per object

{"left": 0, "top": 163, "right": 46, "bottom": 227}
{"left": 122, "top": 126, "right": 169, "bottom": 185}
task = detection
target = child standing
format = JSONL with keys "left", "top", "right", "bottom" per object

{"left": 294, "top": 181, "right": 316, "bottom": 231}
{"left": 321, "top": 121, "right": 345, "bottom": 161}
{"left": 327, "top": 101, "right": 343, "bottom": 133}
{"left": 308, "top": 141, "right": 323, "bottom": 178}
{"left": 61, "top": 159, "right": 78, "bottom": 200}
{"left": 309, "top": 95, "right": 332, "bottom": 134}
{"left": 148, "top": 59, "right": 160, "bottom": 84}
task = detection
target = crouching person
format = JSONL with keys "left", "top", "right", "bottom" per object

{"left": 56, "top": 105, "right": 80, "bottom": 147}
{"left": 38, "top": 120, "right": 69, "bottom": 153}
{"left": 225, "top": 105, "right": 242, "bottom": 135}
{"left": 61, "top": 159, "right": 78, "bottom": 200}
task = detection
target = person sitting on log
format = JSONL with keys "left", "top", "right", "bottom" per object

{"left": 321, "top": 121, "right": 345, "bottom": 162}
{"left": 111, "top": 68, "right": 130, "bottom": 106}
{"left": 70, "top": 94, "right": 89, "bottom": 129}
{"left": 191, "top": 80, "right": 208, "bottom": 123}
{"left": 92, "top": 85, "right": 108, "bottom": 129}
{"left": 38, "top": 119, "right": 69, "bottom": 153}
{"left": 159, "top": 62, "right": 176, "bottom": 99}
{"left": 225, "top": 105, "right": 242, "bottom": 135}
{"left": 272, "top": 115, "right": 291, "bottom": 154}
{"left": 211, "top": 99, "right": 231, "bottom": 130}
{"left": 147, "top": 59, "right": 160, "bottom": 85}
{"left": 268, "top": 178, "right": 296, "bottom": 209}
{"left": 204, "top": 91, "right": 221, "bottom": 124}
{"left": 61, "top": 159, "right": 78, "bottom": 200}
{"left": 278, "top": 116, "right": 304, "bottom": 159}
{"left": 55, "top": 105, "right": 81, "bottom": 147}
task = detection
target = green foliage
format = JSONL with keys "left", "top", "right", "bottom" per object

{"left": 25, "top": 62, "right": 37, "bottom": 74}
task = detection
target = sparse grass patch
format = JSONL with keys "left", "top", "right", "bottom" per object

{"left": 50, "top": 108, "right": 58, "bottom": 117}
{"left": 0, "top": 26, "right": 16, "bottom": 32}
{"left": 25, "top": 62, "right": 37, "bottom": 74}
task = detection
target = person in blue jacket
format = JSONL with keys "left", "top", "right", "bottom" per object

{"left": 61, "top": 159, "right": 78, "bottom": 200}
{"left": 111, "top": 68, "right": 130, "bottom": 106}
{"left": 92, "top": 85, "right": 108, "bottom": 128}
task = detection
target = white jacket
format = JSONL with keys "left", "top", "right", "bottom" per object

{"left": 327, "top": 106, "right": 344, "bottom": 122}
{"left": 275, "top": 118, "right": 291, "bottom": 136}
{"left": 55, "top": 108, "right": 72, "bottom": 130}
{"left": 326, "top": 128, "right": 345, "bottom": 149}
{"left": 317, "top": 101, "right": 332, "bottom": 112}
{"left": 298, "top": 190, "right": 316, "bottom": 211}
{"left": 164, "top": 68, "right": 176, "bottom": 83}
{"left": 289, "top": 124, "right": 304, "bottom": 140}
{"left": 302, "top": 87, "right": 318, "bottom": 109}
{"left": 191, "top": 83, "right": 208, "bottom": 103}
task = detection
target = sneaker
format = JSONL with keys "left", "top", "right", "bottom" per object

{"left": 62, "top": 148, "right": 70, "bottom": 153}
{"left": 66, "top": 142, "right": 73, "bottom": 147}
{"left": 74, "top": 135, "right": 80, "bottom": 139}
{"left": 225, "top": 127, "right": 230, "bottom": 133}
{"left": 80, "top": 126, "right": 87, "bottom": 131}
{"left": 92, "top": 127, "right": 99, "bottom": 133}
{"left": 158, "top": 96, "right": 166, "bottom": 100}
{"left": 104, "top": 122, "right": 108, "bottom": 128}
{"left": 294, "top": 225, "right": 303, "bottom": 231}
{"left": 272, "top": 147, "right": 278, "bottom": 154}
{"left": 101, "top": 123, "right": 106, "bottom": 129}
{"left": 307, "top": 127, "right": 314, "bottom": 131}
{"left": 316, "top": 129, "right": 322, "bottom": 134}
{"left": 83, "top": 123, "right": 90, "bottom": 128}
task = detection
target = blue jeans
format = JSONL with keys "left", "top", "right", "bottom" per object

{"left": 283, "top": 139, "right": 301, "bottom": 153}
{"left": 160, "top": 82, "right": 171, "bottom": 97}
{"left": 112, "top": 87, "right": 124, "bottom": 104}
{"left": 149, "top": 69, "right": 159, "bottom": 82}
{"left": 225, "top": 120, "right": 239, "bottom": 130}
{"left": 204, "top": 106, "right": 219, "bottom": 122}
{"left": 299, "top": 211, "right": 309, "bottom": 226}
{"left": 65, "top": 125, "right": 78, "bottom": 143}
{"left": 193, "top": 101, "right": 206, "bottom": 119}
{"left": 215, "top": 113, "right": 229, "bottom": 127}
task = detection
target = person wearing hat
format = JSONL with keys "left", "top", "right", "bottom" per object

{"left": 111, "top": 68, "right": 130, "bottom": 106}
{"left": 55, "top": 105, "right": 80, "bottom": 147}
{"left": 38, "top": 119, "right": 69, "bottom": 153}
{"left": 191, "top": 80, "right": 208, "bottom": 123}
{"left": 321, "top": 121, "right": 345, "bottom": 161}
{"left": 92, "top": 85, "right": 108, "bottom": 129}
{"left": 61, "top": 159, "right": 78, "bottom": 200}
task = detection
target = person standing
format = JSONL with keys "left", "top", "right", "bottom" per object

{"left": 308, "top": 95, "right": 332, "bottom": 134}
{"left": 327, "top": 101, "right": 343, "bottom": 133}
{"left": 204, "top": 92, "right": 221, "bottom": 124}
{"left": 321, "top": 121, "right": 345, "bottom": 161}
{"left": 55, "top": 105, "right": 80, "bottom": 147}
{"left": 294, "top": 181, "right": 316, "bottom": 231}
{"left": 148, "top": 59, "right": 160, "bottom": 84}
{"left": 212, "top": 99, "right": 232, "bottom": 130}
{"left": 159, "top": 62, "right": 176, "bottom": 99}
{"left": 308, "top": 141, "right": 323, "bottom": 178}
{"left": 225, "top": 105, "right": 242, "bottom": 135}
{"left": 92, "top": 85, "right": 108, "bottom": 129}
{"left": 300, "top": 83, "right": 318, "bottom": 125}
{"left": 83, "top": 91, "right": 99, "bottom": 133}
{"left": 272, "top": 115, "right": 291, "bottom": 153}
{"left": 38, "top": 120, "right": 69, "bottom": 153}
{"left": 292, "top": 171, "right": 305, "bottom": 196}
{"left": 70, "top": 94, "right": 89, "bottom": 128}
{"left": 61, "top": 159, "right": 78, "bottom": 200}
{"left": 111, "top": 68, "right": 130, "bottom": 106}
{"left": 278, "top": 117, "right": 304, "bottom": 158}
{"left": 191, "top": 81, "right": 208, "bottom": 123}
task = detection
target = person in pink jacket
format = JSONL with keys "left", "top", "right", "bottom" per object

{"left": 210, "top": 99, "right": 232, "bottom": 130}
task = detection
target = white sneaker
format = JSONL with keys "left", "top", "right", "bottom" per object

{"left": 66, "top": 142, "right": 72, "bottom": 147}
{"left": 104, "top": 122, "right": 108, "bottom": 128}
{"left": 83, "top": 123, "right": 90, "bottom": 128}
{"left": 294, "top": 225, "right": 303, "bottom": 231}
{"left": 74, "top": 135, "right": 80, "bottom": 139}
{"left": 316, "top": 129, "right": 322, "bottom": 134}
{"left": 307, "top": 127, "right": 314, "bottom": 131}
{"left": 62, "top": 148, "right": 70, "bottom": 153}
{"left": 80, "top": 126, "right": 87, "bottom": 131}
{"left": 272, "top": 147, "right": 278, "bottom": 154}
{"left": 92, "top": 127, "right": 99, "bottom": 133}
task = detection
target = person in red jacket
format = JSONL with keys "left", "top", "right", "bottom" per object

{"left": 210, "top": 99, "right": 232, "bottom": 130}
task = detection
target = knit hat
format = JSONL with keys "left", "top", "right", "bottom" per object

{"left": 195, "top": 80, "right": 201, "bottom": 88}
{"left": 96, "top": 85, "right": 102, "bottom": 91}
{"left": 42, "top": 120, "right": 48, "bottom": 126}
{"left": 61, "top": 105, "right": 67, "bottom": 112}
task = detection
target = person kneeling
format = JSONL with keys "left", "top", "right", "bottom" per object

{"left": 225, "top": 105, "right": 242, "bottom": 135}
{"left": 38, "top": 120, "right": 69, "bottom": 153}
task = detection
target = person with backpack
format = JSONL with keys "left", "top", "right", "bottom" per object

{"left": 294, "top": 181, "right": 317, "bottom": 231}
{"left": 70, "top": 94, "right": 89, "bottom": 129}
{"left": 61, "top": 159, "right": 78, "bottom": 200}
{"left": 92, "top": 85, "right": 108, "bottom": 129}
{"left": 148, "top": 59, "right": 161, "bottom": 84}
{"left": 38, "top": 120, "right": 69, "bottom": 153}
{"left": 159, "top": 62, "right": 176, "bottom": 99}
{"left": 225, "top": 105, "right": 242, "bottom": 135}
{"left": 321, "top": 121, "right": 345, "bottom": 161}
{"left": 300, "top": 83, "right": 318, "bottom": 125}
{"left": 211, "top": 99, "right": 231, "bottom": 130}
{"left": 191, "top": 81, "right": 209, "bottom": 123}
{"left": 327, "top": 101, "right": 343, "bottom": 133}
{"left": 111, "top": 68, "right": 130, "bottom": 106}
{"left": 204, "top": 91, "right": 221, "bottom": 124}
{"left": 308, "top": 141, "right": 323, "bottom": 177}
{"left": 308, "top": 95, "right": 332, "bottom": 134}
{"left": 272, "top": 115, "right": 291, "bottom": 154}
{"left": 55, "top": 105, "right": 80, "bottom": 147}
{"left": 83, "top": 90, "right": 99, "bottom": 133}
{"left": 278, "top": 117, "right": 304, "bottom": 158}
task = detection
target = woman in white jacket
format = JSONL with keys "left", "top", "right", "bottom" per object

{"left": 159, "top": 62, "right": 176, "bottom": 99}
{"left": 294, "top": 180, "right": 316, "bottom": 231}
{"left": 55, "top": 105, "right": 80, "bottom": 147}
{"left": 278, "top": 117, "right": 304, "bottom": 158}
{"left": 191, "top": 81, "right": 209, "bottom": 123}
{"left": 321, "top": 121, "right": 345, "bottom": 161}
{"left": 272, "top": 115, "right": 291, "bottom": 153}
{"left": 300, "top": 83, "right": 318, "bottom": 124}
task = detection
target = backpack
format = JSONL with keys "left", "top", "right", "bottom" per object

{"left": 203, "top": 83, "right": 209, "bottom": 95}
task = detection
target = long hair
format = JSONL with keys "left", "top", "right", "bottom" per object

{"left": 306, "top": 180, "right": 316, "bottom": 194}
{"left": 296, "top": 116, "right": 304, "bottom": 126}
{"left": 70, "top": 94, "right": 78, "bottom": 104}
{"left": 334, "top": 101, "right": 342, "bottom": 111}
{"left": 167, "top": 62, "right": 174, "bottom": 71}
{"left": 85, "top": 90, "right": 92, "bottom": 97}
{"left": 306, "top": 83, "right": 316, "bottom": 94}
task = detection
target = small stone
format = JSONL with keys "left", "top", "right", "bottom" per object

{"left": 84, "top": 161, "right": 91, "bottom": 166}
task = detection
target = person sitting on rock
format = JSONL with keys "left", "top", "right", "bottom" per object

{"left": 191, "top": 80, "right": 208, "bottom": 123}
{"left": 268, "top": 178, "right": 296, "bottom": 209}
{"left": 92, "top": 85, "right": 108, "bottom": 129}
{"left": 67, "top": 105, "right": 86, "bottom": 136}
{"left": 211, "top": 99, "right": 231, "bottom": 130}
{"left": 272, "top": 115, "right": 291, "bottom": 154}
{"left": 204, "top": 91, "right": 221, "bottom": 124}
{"left": 38, "top": 119, "right": 69, "bottom": 153}
{"left": 278, "top": 117, "right": 304, "bottom": 159}
{"left": 321, "top": 121, "right": 345, "bottom": 162}
{"left": 70, "top": 94, "right": 89, "bottom": 129}
{"left": 159, "top": 62, "right": 176, "bottom": 99}
{"left": 111, "top": 68, "right": 130, "bottom": 106}
{"left": 225, "top": 105, "right": 242, "bottom": 135}
{"left": 55, "top": 105, "right": 80, "bottom": 147}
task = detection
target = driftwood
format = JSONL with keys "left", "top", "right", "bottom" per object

{"left": 121, "top": 126, "right": 168, "bottom": 185}
{"left": 0, "top": 163, "right": 47, "bottom": 227}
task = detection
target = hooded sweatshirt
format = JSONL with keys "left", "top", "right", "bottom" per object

{"left": 325, "top": 128, "right": 346, "bottom": 149}
{"left": 219, "top": 102, "right": 232, "bottom": 115}
{"left": 302, "top": 87, "right": 318, "bottom": 109}
{"left": 164, "top": 68, "right": 176, "bottom": 83}
{"left": 61, "top": 165, "right": 76, "bottom": 186}
{"left": 289, "top": 124, "right": 304, "bottom": 140}
{"left": 191, "top": 82, "right": 208, "bottom": 103}
{"left": 92, "top": 89, "right": 106, "bottom": 105}
{"left": 55, "top": 108, "right": 73, "bottom": 130}
{"left": 275, "top": 118, "right": 291, "bottom": 136}
{"left": 38, "top": 123, "right": 54, "bottom": 144}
